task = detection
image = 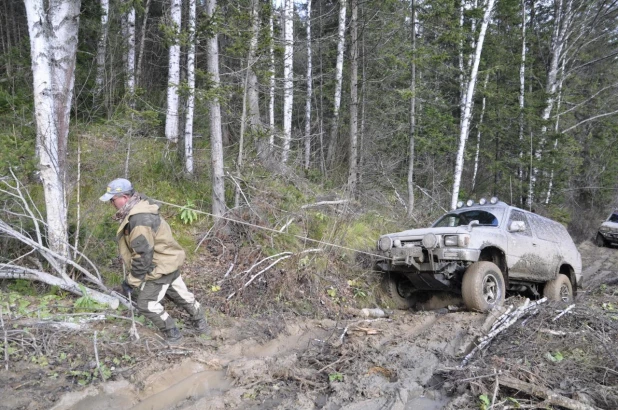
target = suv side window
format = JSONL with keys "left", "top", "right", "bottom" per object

{"left": 508, "top": 210, "right": 532, "bottom": 237}
{"left": 528, "top": 214, "right": 560, "bottom": 242}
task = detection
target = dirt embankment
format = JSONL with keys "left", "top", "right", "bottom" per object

{"left": 1, "top": 241, "right": 617, "bottom": 410}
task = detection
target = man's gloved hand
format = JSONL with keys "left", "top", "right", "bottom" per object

{"left": 121, "top": 280, "right": 133, "bottom": 296}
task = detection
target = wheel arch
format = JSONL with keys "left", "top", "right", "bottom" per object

{"left": 478, "top": 246, "right": 508, "bottom": 286}
{"left": 558, "top": 263, "right": 577, "bottom": 295}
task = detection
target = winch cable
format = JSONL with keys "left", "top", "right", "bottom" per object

{"left": 153, "top": 198, "right": 386, "bottom": 260}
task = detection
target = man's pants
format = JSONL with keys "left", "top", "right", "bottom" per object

{"left": 135, "top": 270, "right": 201, "bottom": 331}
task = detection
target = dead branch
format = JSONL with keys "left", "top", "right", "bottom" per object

{"left": 499, "top": 376, "right": 601, "bottom": 410}
{"left": 1, "top": 305, "right": 8, "bottom": 371}
{"left": 301, "top": 200, "right": 350, "bottom": 209}
{"left": 0, "top": 266, "right": 121, "bottom": 309}
{"left": 552, "top": 304, "right": 575, "bottom": 321}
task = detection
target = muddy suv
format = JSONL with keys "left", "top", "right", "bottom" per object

{"left": 375, "top": 198, "right": 582, "bottom": 312}
{"left": 595, "top": 211, "right": 618, "bottom": 247}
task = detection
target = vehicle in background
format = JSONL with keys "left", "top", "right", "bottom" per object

{"left": 375, "top": 198, "right": 582, "bottom": 312}
{"left": 595, "top": 211, "right": 618, "bottom": 247}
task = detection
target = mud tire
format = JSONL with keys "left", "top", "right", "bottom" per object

{"left": 380, "top": 273, "right": 416, "bottom": 310}
{"left": 462, "top": 262, "right": 505, "bottom": 312}
{"left": 595, "top": 233, "right": 606, "bottom": 247}
{"left": 543, "top": 273, "right": 573, "bottom": 303}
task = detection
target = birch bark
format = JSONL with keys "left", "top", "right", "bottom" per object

{"left": 206, "top": 0, "right": 226, "bottom": 217}
{"left": 165, "top": 0, "right": 182, "bottom": 143}
{"left": 347, "top": 0, "right": 358, "bottom": 193}
{"left": 184, "top": 0, "right": 196, "bottom": 175}
{"left": 282, "top": 0, "right": 294, "bottom": 163}
{"left": 95, "top": 0, "right": 109, "bottom": 98}
{"left": 407, "top": 0, "right": 417, "bottom": 218}
{"left": 326, "top": 0, "right": 347, "bottom": 168}
{"left": 450, "top": 0, "right": 496, "bottom": 210}
{"left": 304, "top": 0, "right": 313, "bottom": 170}
{"left": 125, "top": 1, "right": 136, "bottom": 96}
{"left": 24, "top": 0, "right": 81, "bottom": 263}
{"left": 136, "top": 0, "right": 152, "bottom": 88}
{"left": 269, "top": 7, "right": 275, "bottom": 150}
{"left": 472, "top": 74, "right": 489, "bottom": 192}
{"left": 518, "top": 0, "right": 526, "bottom": 194}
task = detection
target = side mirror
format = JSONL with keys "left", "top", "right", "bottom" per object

{"left": 509, "top": 221, "right": 525, "bottom": 232}
{"left": 467, "top": 220, "right": 480, "bottom": 231}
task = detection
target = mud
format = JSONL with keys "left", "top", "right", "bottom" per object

{"left": 4, "top": 240, "right": 617, "bottom": 409}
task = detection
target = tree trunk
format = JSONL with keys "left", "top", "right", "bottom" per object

{"left": 247, "top": 0, "right": 261, "bottom": 129}
{"left": 545, "top": 54, "right": 566, "bottom": 204}
{"left": 518, "top": 0, "right": 526, "bottom": 204}
{"left": 347, "top": 0, "right": 358, "bottom": 194}
{"left": 136, "top": 0, "right": 152, "bottom": 88}
{"left": 125, "top": 1, "right": 136, "bottom": 97}
{"left": 407, "top": 0, "right": 417, "bottom": 218}
{"left": 326, "top": 0, "right": 347, "bottom": 168}
{"left": 472, "top": 73, "right": 489, "bottom": 192}
{"left": 451, "top": 0, "right": 496, "bottom": 210}
{"left": 268, "top": 7, "right": 275, "bottom": 150}
{"left": 94, "top": 0, "right": 109, "bottom": 99}
{"left": 165, "top": 0, "right": 182, "bottom": 143}
{"left": 206, "top": 0, "right": 226, "bottom": 217}
{"left": 184, "top": 0, "right": 196, "bottom": 175}
{"left": 25, "top": 0, "right": 81, "bottom": 265}
{"left": 304, "top": 0, "right": 313, "bottom": 170}
{"left": 282, "top": 0, "right": 294, "bottom": 163}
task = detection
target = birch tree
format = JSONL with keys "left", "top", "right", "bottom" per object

{"left": 471, "top": 74, "right": 489, "bottom": 191}
{"left": 406, "top": 0, "right": 417, "bottom": 218}
{"left": 206, "top": 0, "right": 226, "bottom": 217}
{"left": 518, "top": 0, "right": 526, "bottom": 195}
{"left": 326, "top": 0, "right": 347, "bottom": 167}
{"left": 282, "top": 0, "right": 294, "bottom": 163}
{"left": 184, "top": 0, "right": 196, "bottom": 175}
{"left": 347, "top": 0, "right": 358, "bottom": 193}
{"left": 136, "top": 0, "right": 152, "bottom": 87}
{"left": 304, "top": 0, "right": 313, "bottom": 170}
{"left": 94, "top": 0, "right": 109, "bottom": 98}
{"left": 165, "top": 0, "right": 182, "bottom": 143}
{"left": 125, "top": 1, "right": 136, "bottom": 96}
{"left": 247, "top": 0, "right": 261, "bottom": 130}
{"left": 269, "top": 5, "right": 275, "bottom": 150}
{"left": 451, "top": 0, "right": 497, "bottom": 210}
{"left": 24, "top": 0, "right": 81, "bottom": 264}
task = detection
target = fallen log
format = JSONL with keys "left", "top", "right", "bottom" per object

{"left": 499, "top": 376, "right": 600, "bottom": 410}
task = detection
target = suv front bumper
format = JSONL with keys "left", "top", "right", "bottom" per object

{"left": 382, "top": 246, "right": 480, "bottom": 270}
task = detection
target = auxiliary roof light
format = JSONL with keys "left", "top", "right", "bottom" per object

{"left": 479, "top": 198, "right": 487, "bottom": 205}
{"left": 490, "top": 196, "right": 499, "bottom": 204}
{"left": 466, "top": 199, "right": 474, "bottom": 207}
{"left": 456, "top": 201, "right": 464, "bottom": 209}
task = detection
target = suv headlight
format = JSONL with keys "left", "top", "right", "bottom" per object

{"left": 378, "top": 237, "right": 393, "bottom": 251}
{"left": 600, "top": 226, "right": 610, "bottom": 233}
{"left": 443, "top": 234, "right": 470, "bottom": 247}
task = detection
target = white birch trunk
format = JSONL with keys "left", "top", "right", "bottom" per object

{"left": 269, "top": 7, "right": 275, "bottom": 150}
{"left": 125, "top": 1, "right": 136, "bottom": 96}
{"left": 545, "top": 55, "right": 566, "bottom": 204}
{"left": 458, "top": 0, "right": 465, "bottom": 129}
{"left": 25, "top": 0, "right": 81, "bottom": 264}
{"left": 518, "top": 0, "right": 526, "bottom": 186}
{"left": 407, "top": 0, "right": 417, "bottom": 218}
{"left": 206, "top": 0, "right": 226, "bottom": 217}
{"left": 530, "top": 0, "right": 571, "bottom": 205}
{"left": 136, "top": 0, "right": 152, "bottom": 88}
{"left": 247, "top": 0, "right": 261, "bottom": 129}
{"left": 451, "top": 0, "right": 496, "bottom": 210}
{"left": 472, "top": 74, "right": 489, "bottom": 191}
{"left": 165, "top": 0, "right": 182, "bottom": 143}
{"left": 326, "top": 0, "right": 347, "bottom": 167}
{"left": 282, "top": 0, "right": 294, "bottom": 163}
{"left": 304, "top": 0, "right": 312, "bottom": 170}
{"left": 347, "top": 0, "right": 358, "bottom": 193}
{"left": 95, "top": 0, "right": 109, "bottom": 97}
{"left": 184, "top": 0, "right": 196, "bottom": 175}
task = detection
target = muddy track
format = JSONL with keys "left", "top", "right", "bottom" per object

{"left": 5, "top": 240, "right": 616, "bottom": 410}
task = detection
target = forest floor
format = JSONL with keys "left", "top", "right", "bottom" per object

{"left": 1, "top": 240, "right": 617, "bottom": 410}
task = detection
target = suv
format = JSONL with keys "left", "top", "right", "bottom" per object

{"left": 595, "top": 211, "right": 618, "bottom": 247}
{"left": 375, "top": 198, "right": 582, "bottom": 312}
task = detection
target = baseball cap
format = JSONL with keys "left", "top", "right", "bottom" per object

{"left": 99, "top": 178, "right": 133, "bottom": 201}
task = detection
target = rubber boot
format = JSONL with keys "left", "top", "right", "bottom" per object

{"left": 191, "top": 317, "right": 210, "bottom": 336}
{"left": 164, "top": 327, "right": 183, "bottom": 345}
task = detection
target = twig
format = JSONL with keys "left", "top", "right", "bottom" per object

{"left": 94, "top": 331, "right": 104, "bottom": 381}
{"left": 339, "top": 325, "right": 349, "bottom": 342}
{"left": 490, "top": 368, "right": 499, "bottom": 409}
{"left": 317, "top": 356, "right": 346, "bottom": 373}
{"left": 552, "top": 304, "right": 575, "bottom": 321}
{"left": 1, "top": 305, "right": 8, "bottom": 371}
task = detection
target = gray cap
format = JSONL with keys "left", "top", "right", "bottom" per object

{"left": 99, "top": 178, "right": 133, "bottom": 201}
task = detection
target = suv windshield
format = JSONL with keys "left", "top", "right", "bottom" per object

{"left": 433, "top": 210, "right": 499, "bottom": 227}
{"left": 609, "top": 213, "right": 618, "bottom": 223}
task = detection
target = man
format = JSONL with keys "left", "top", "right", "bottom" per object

{"left": 100, "top": 178, "right": 208, "bottom": 344}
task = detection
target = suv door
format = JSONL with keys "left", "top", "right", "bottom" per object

{"left": 526, "top": 214, "right": 561, "bottom": 281}
{"left": 506, "top": 209, "right": 553, "bottom": 281}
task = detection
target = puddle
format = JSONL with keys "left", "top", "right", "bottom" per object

{"left": 406, "top": 396, "right": 450, "bottom": 410}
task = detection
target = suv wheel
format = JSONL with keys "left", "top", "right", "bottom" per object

{"left": 462, "top": 262, "right": 505, "bottom": 312}
{"left": 543, "top": 274, "right": 573, "bottom": 303}
{"left": 381, "top": 273, "right": 416, "bottom": 310}
{"left": 595, "top": 233, "right": 606, "bottom": 247}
